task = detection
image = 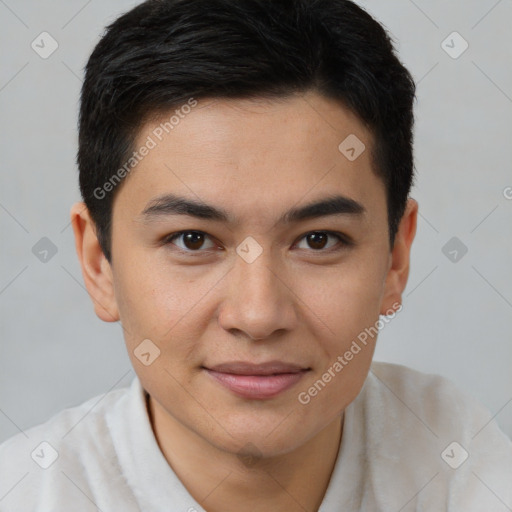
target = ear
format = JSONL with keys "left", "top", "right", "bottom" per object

{"left": 70, "top": 202, "right": 120, "bottom": 322}
{"left": 380, "top": 198, "right": 418, "bottom": 315}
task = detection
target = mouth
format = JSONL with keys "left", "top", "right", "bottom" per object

{"left": 202, "top": 361, "right": 311, "bottom": 400}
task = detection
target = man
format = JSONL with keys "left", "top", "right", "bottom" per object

{"left": 1, "top": 0, "right": 510, "bottom": 510}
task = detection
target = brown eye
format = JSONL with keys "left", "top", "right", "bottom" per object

{"left": 296, "top": 231, "right": 346, "bottom": 251}
{"left": 306, "top": 232, "right": 328, "bottom": 250}
{"left": 166, "top": 231, "right": 216, "bottom": 251}
{"left": 182, "top": 232, "right": 205, "bottom": 250}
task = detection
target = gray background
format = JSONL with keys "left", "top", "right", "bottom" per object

{"left": 0, "top": 0, "right": 511, "bottom": 444}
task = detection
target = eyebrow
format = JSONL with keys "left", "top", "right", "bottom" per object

{"left": 139, "top": 193, "right": 365, "bottom": 224}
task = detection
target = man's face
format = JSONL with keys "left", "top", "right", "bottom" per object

{"left": 103, "top": 93, "right": 399, "bottom": 457}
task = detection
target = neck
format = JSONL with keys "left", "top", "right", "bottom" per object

{"left": 147, "top": 395, "right": 343, "bottom": 512}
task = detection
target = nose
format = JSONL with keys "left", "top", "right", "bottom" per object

{"left": 217, "top": 249, "right": 298, "bottom": 340}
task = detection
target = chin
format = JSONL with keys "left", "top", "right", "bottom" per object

{"left": 203, "top": 413, "right": 315, "bottom": 459}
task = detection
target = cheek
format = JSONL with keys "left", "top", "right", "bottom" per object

{"left": 295, "top": 252, "right": 387, "bottom": 346}
{"left": 112, "top": 253, "right": 223, "bottom": 354}
{"left": 111, "top": 253, "right": 174, "bottom": 343}
{"left": 113, "top": 262, "right": 208, "bottom": 395}
{"left": 299, "top": 255, "right": 388, "bottom": 412}
{"left": 296, "top": 282, "right": 381, "bottom": 418}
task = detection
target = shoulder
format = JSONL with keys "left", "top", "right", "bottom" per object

{"left": 0, "top": 382, "right": 129, "bottom": 455}
{"left": 366, "top": 361, "right": 485, "bottom": 431}
{"left": 0, "top": 381, "right": 136, "bottom": 511}
{"left": 354, "top": 362, "right": 512, "bottom": 510}
{"left": 364, "top": 361, "right": 512, "bottom": 454}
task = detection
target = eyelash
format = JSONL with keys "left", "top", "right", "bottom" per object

{"left": 162, "top": 230, "right": 353, "bottom": 254}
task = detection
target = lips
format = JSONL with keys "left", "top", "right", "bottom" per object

{"left": 203, "top": 361, "right": 310, "bottom": 399}
{"left": 206, "top": 361, "right": 307, "bottom": 376}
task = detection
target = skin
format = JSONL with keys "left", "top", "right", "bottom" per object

{"left": 71, "top": 91, "right": 417, "bottom": 512}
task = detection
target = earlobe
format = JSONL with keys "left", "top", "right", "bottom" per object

{"left": 380, "top": 198, "right": 418, "bottom": 315}
{"left": 70, "top": 202, "right": 120, "bottom": 322}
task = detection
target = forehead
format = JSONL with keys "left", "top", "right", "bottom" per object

{"left": 113, "top": 92, "right": 384, "bottom": 224}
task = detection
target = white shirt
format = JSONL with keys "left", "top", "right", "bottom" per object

{"left": 1, "top": 362, "right": 511, "bottom": 511}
